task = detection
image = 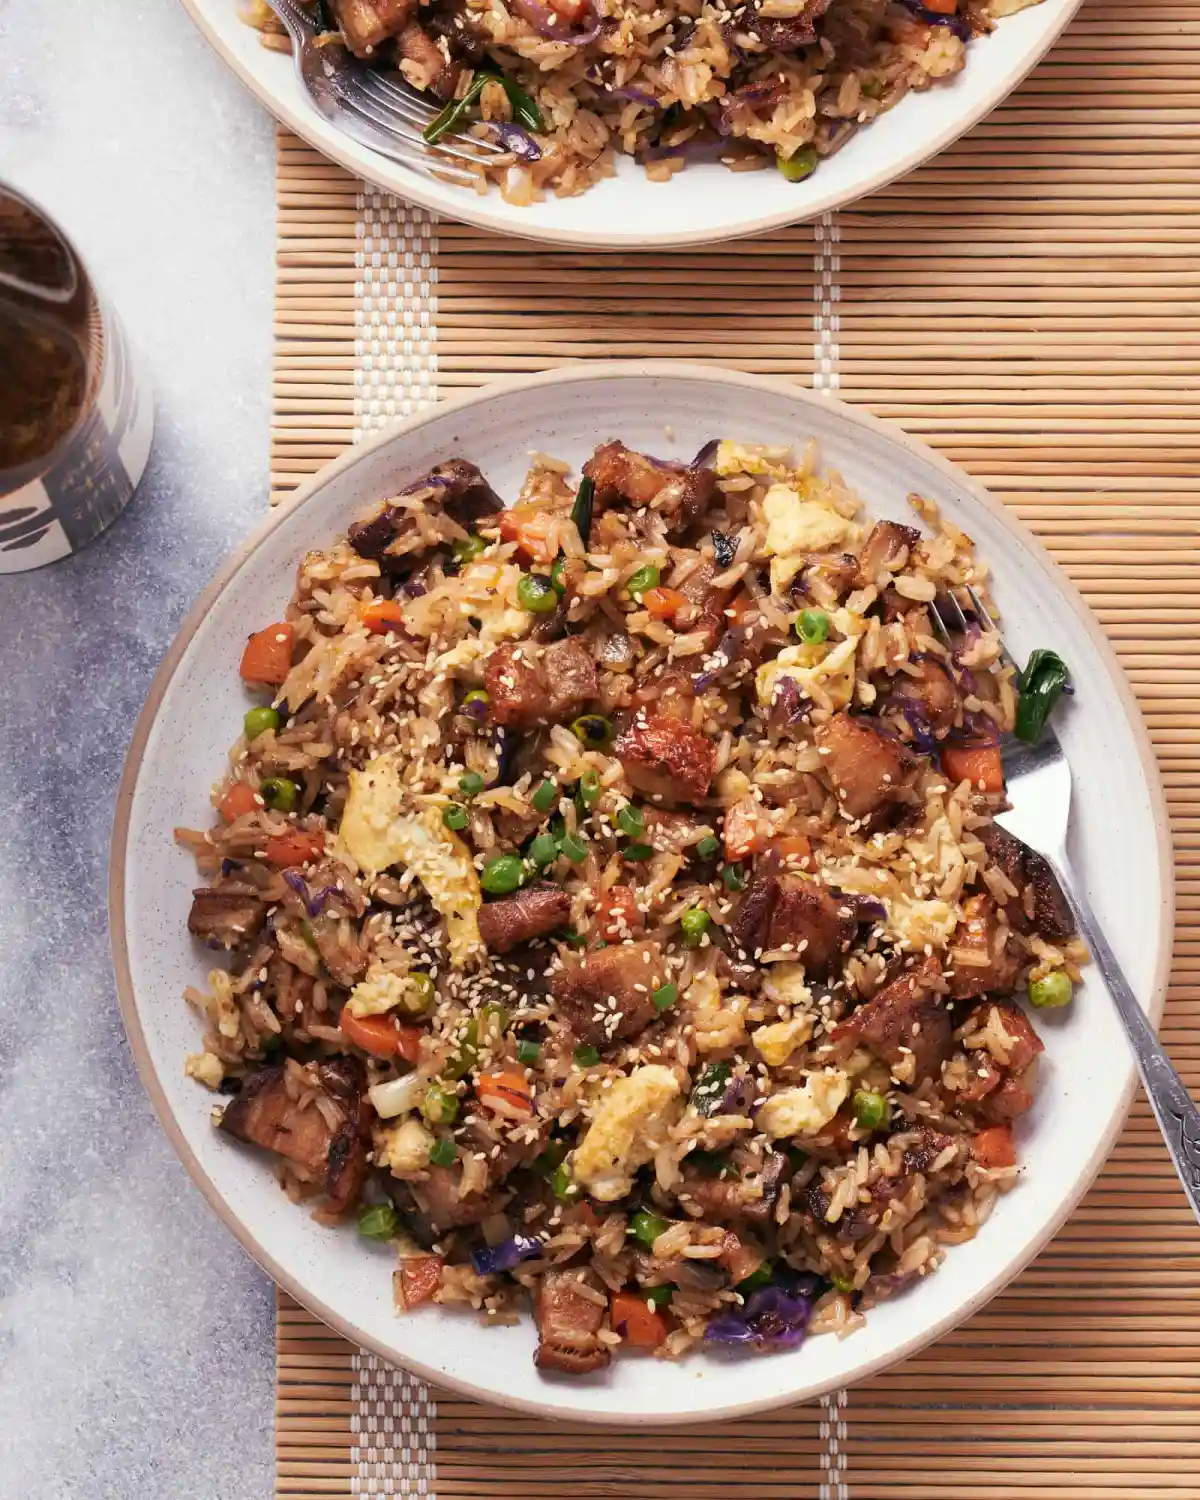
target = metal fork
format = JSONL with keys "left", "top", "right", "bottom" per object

{"left": 931, "top": 587, "right": 1200, "bottom": 1223}
{"left": 264, "top": 0, "right": 503, "bottom": 184}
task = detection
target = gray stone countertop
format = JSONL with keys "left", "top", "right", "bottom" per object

{"left": 1, "top": 3, "right": 282, "bottom": 1495}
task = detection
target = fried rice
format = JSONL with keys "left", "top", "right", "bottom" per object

{"left": 243, "top": 0, "right": 1045, "bottom": 202}
{"left": 178, "top": 432, "right": 1086, "bottom": 1370}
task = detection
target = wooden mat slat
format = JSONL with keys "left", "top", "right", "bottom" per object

{"left": 275, "top": 0, "right": 1200, "bottom": 1490}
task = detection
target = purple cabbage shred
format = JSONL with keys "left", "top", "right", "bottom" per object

{"left": 470, "top": 1234, "right": 544, "bottom": 1276}
{"left": 897, "top": 0, "right": 971, "bottom": 39}
{"left": 704, "top": 1271, "right": 822, "bottom": 1351}
{"left": 718, "top": 1073, "right": 755, "bottom": 1115}
{"left": 491, "top": 122, "right": 543, "bottom": 160}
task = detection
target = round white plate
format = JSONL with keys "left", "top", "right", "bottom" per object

{"left": 112, "top": 363, "right": 1171, "bottom": 1424}
{"left": 181, "top": 0, "right": 1082, "bottom": 248}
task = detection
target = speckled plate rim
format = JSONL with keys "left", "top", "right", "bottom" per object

{"left": 177, "top": 0, "right": 1085, "bottom": 250}
{"left": 109, "top": 362, "right": 1172, "bottom": 1424}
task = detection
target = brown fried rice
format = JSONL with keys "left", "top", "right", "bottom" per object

{"left": 178, "top": 432, "right": 1085, "bottom": 1370}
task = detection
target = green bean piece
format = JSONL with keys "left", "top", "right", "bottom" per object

{"left": 1015, "top": 648, "right": 1070, "bottom": 745}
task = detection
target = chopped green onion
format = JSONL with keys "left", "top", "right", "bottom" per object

{"left": 690, "top": 1062, "right": 731, "bottom": 1116}
{"left": 651, "top": 982, "right": 678, "bottom": 1012}
{"left": 550, "top": 555, "right": 567, "bottom": 596}
{"left": 644, "top": 1285, "right": 673, "bottom": 1309}
{"left": 736, "top": 1258, "right": 775, "bottom": 1293}
{"left": 259, "top": 777, "right": 299, "bottom": 812}
{"left": 442, "top": 802, "right": 469, "bottom": 831}
{"left": 452, "top": 533, "right": 486, "bottom": 564}
{"left": 578, "top": 769, "right": 601, "bottom": 806}
{"left": 550, "top": 1161, "right": 576, "bottom": 1200}
{"left": 558, "top": 928, "right": 588, "bottom": 949}
{"left": 459, "top": 770, "right": 486, "bottom": 797}
{"left": 777, "top": 144, "right": 818, "bottom": 182}
{"left": 617, "top": 804, "right": 644, "bottom": 837}
{"left": 560, "top": 830, "right": 589, "bottom": 863}
{"left": 517, "top": 1039, "right": 541, "bottom": 1064}
{"left": 628, "top": 1208, "right": 669, "bottom": 1249}
{"left": 623, "top": 842, "right": 654, "bottom": 862}
{"left": 403, "top": 973, "right": 436, "bottom": 1014}
{"left": 695, "top": 834, "right": 719, "bottom": 858}
{"left": 570, "top": 475, "right": 595, "bottom": 547}
{"left": 531, "top": 778, "right": 558, "bottom": 813}
{"left": 357, "top": 1203, "right": 399, "bottom": 1241}
{"left": 243, "top": 706, "right": 281, "bottom": 740}
{"left": 722, "top": 864, "right": 747, "bottom": 892}
{"left": 1028, "top": 970, "right": 1073, "bottom": 1009}
{"left": 535, "top": 1140, "right": 567, "bottom": 1175}
{"left": 796, "top": 608, "right": 830, "bottom": 645}
{"left": 501, "top": 74, "right": 545, "bottom": 131}
{"left": 829, "top": 1272, "right": 856, "bottom": 1295}
{"left": 1015, "top": 648, "right": 1070, "bottom": 745}
{"left": 421, "top": 1086, "right": 459, "bottom": 1125}
{"left": 574, "top": 1044, "right": 601, "bottom": 1067}
{"left": 517, "top": 573, "right": 559, "bottom": 613}
{"left": 851, "top": 1088, "right": 890, "bottom": 1132}
{"left": 481, "top": 853, "right": 526, "bottom": 895}
{"left": 428, "top": 1137, "right": 457, "bottom": 1168}
{"left": 422, "top": 74, "right": 489, "bottom": 146}
{"left": 625, "top": 564, "right": 661, "bottom": 599}
{"left": 527, "top": 830, "right": 560, "bottom": 868}
{"left": 688, "top": 1149, "right": 734, "bottom": 1178}
{"left": 680, "top": 908, "right": 711, "bottom": 947}
{"left": 571, "top": 714, "right": 613, "bottom": 748}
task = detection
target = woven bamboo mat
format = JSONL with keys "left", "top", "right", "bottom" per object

{"left": 274, "top": 0, "right": 1200, "bottom": 1492}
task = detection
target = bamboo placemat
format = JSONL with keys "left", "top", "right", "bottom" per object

{"left": 273, "top": 1, "right": 1200, "bottom": 1492}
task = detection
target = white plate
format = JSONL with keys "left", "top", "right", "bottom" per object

{"left": 111, "top": 364, "right": 1171, "bottom": 1424}
{"left": 180, "top": 0, "right": 1082, "bottom": 248}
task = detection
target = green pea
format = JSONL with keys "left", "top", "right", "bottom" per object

{"left": 259, "top": 777, "right": 299, "bottom": 812}
{"left": 421, "top": 1086, "right": 459, "bottom": 1125}
{"left": 357, "top": 1203, "right": 399, "bottom": 1240}
{"left": 517, "top": 573, "right": 559, "bottom": 613}
{"left": 851, "top": 1088, "right": 890, "bottom": 1132}
{"left": 573, "top": 1045, "right": 601, "bottom": 1067}
{"left": 736, "top": 1258, "right": 775, "bottom": 1293}
{"left": 1028, "top": 971, "right": 1073, "bottom": 1009}
{"left": 680, "top": 908, "right": 711, "bottom": 947}
{"left": 644, "top": 1285, "right": 673, "bottom": 1309}
{"left": 560, "top": 831, "right": 589, "bottom": 864}
{"left": 442, "top": 803, "right": 469, "bottom": 831}
{"left": 722, "top": 864, "right": 747, "bottom": 892}
{"left": 797, "top": 608, "right": 830, "bottom": 645}
{"left": 527, "top": 831, "right": 560, "bottom": 869}
{"left": 626, "top": 564, "right": 661, "bottom": 599}
{"left": 531, "top": 778, "right": 558, "bottom": 813}
{"left": 550, "top": 1161, "right": 576, "bottom": 1201}
{"left": 651, "top": 982, "right": 678, "bottom": 1013}
{"left": 517, "top": 1039, "right": 541, "bottom": 1064}
{"left": 459, "top": 770, "right": 485, "bottom": 797}
{"left": 777, "top": 144, "right": 818, "bottom": 182}
{"left": 571, "top": 714, "right": 613, "bottom": 749}
{"left": 481, "top": 853, "right": 526, "bottom": 894}
{"left": 695, "top": 834, "right": 719, "bottom": 858}
{"left": 550, "top": 555, "right": 567, "bottom": 596}
{"left": 244, "top": 706, "right": 281, "bottom": 740}
{"left": 628, "top": 1208, "right": 669, "bottom": 1249}
{"left": 578, "top": 770, "right": 601, "bottom": 807}
{"left": 428, "top": 1137, "right": 457, "bottom": 1168}
{"left": 624, "top": 842, "right": 654, "bottom": 862}
{"left": 452, "top": 533, "right": 486, "bottom": 564}
{"left": 617, "top": 803, "right": 644, "bottom": 838}
{"left": 403, "top": 973, "right": 436, "bottom": 1014}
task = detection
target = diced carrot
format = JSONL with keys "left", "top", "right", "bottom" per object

{"left": 264, "top": 829, "right": 325, "bottom": 868}
{"left": 498, "top": 504, "right": 558, "bottom": 564}
{"left": 398, "top": 1256, "right": 444, "bottom": 1310}
{"left": 339, "top": 1010, "right": 424, "bottom": 1063}
{"left": 641, "top": 586, "right": 689, "bottom": 620}
{"left": 972, "top": 1124, "right": 1017, "bottom": 1170}
{"left": 922, "top": 0, "right": 957, "bottom": 11}
{"left": 547, "top": 0, "right": 589, "bottom": 19}
{"left": 219, "top": 781, "right": 261, "bottom": 822}
{"left": 724, "top": 794, "right": 767, "bottom": 861}
{"left": 718, "top": 1231, "right": 764, "bottom": 1287}
{"left": 598, "top": 885, "right": 644, "bottom": 940}
{"left": 359, "top": 597, "right": 407, "bottom": 635}
{"left": 941, "top": 744, "right": 1005, "bottom": 794}
{"left": 610, "top": 1290, "right": 668, "bottom": 1349}
{"left": 476, "top": 1069, "right": 534, "bottom": 1121}
{"left": 726, "top": 589, "right": 761, "bottom": 626}
{"left": 239, "top": 622, "right": 295, "bottom": 686}
{"left": 776, "top": 834, "right": 812, "bottom": 866}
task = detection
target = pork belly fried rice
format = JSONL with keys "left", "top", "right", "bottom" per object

{"left": 244, "top": 0, "right": 1044, "bottom": 202}
{"left": 179, "top": 435, "right": 1086, "bottom": 1370}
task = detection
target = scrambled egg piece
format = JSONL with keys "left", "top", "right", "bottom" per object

{"left": 685, "top": 970, "right": 748, "bottom": 1054}
{"left": 377, "top": 1117, "right": 436, "bottom": 1175}
{"left": 888, "top": 897, "right": 958, "bottom": 952}
{"left": 341, "top": 756, "right": 481, "bottom": 965}
{"left": 714, "top": 440, "right": 791, "bottom": 479}
{"left": 751, "top": 1014, "right": 815, "bottom": 1068}
{"left": 347, "top": 961, "right": 418, "bottom": 1019}
{"left": 762, "top": 962, "right": 813, "bottom": 1009}
{"left": 757, "top": 1070, "right": 850, "bottom": 1139}
{"left": 763, "top": 483, "right": 857, "bottom": 592}
{"left": 457, "top": 560, "right": 530, "bottom": 643}
{"left": 571, "top": 1065, "right": 683, "bottom": 1201}
{"left": 756, "top": 635, "right": 859, "bottom": 713}
{"left": 184, "top": 1052, "right": 225, "bottom": 1090}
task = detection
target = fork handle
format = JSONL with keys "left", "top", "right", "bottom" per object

{"left": 1055, "top": 854, "right": 1200, "bottom": 1223}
